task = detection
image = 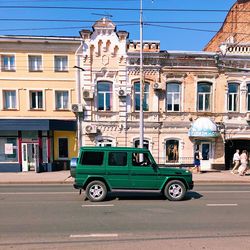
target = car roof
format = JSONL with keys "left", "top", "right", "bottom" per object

{"left": 79, "top": 146, "right": 149, "bottom": 152}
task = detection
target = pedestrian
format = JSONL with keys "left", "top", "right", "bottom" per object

{"left": 231, "top": 149, "right": 240, "bottom": 174}
{"left": 238, "top": 150, "right": 248, "bottom": 176}
{"left": 193, "top": 149, "right": 201, "bottom": 174}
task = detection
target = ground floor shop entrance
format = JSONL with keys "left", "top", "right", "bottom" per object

{"left": 225, "top": 139, "right": 250, "bottom": 170}
{"left": 21, "top": 143, "right": 39, "bottom": 172}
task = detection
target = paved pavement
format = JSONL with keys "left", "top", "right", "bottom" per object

{"left": 0, "top": 170, "right": 250, "bottom": 184}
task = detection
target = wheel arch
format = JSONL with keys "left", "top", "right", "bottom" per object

{"left": 83, "top": 177, "right": 111, "bottom": 191}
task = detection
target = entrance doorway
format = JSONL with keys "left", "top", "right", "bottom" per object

{"left": 22, "top": 143, "right": 39, "bottom": 171}
{"left": 225, "top": 140, "right": 250, "bottom": 170}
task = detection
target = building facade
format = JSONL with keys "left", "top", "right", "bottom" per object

{"left": 0, "top": 0, "right": 249, "bottom": 172}
{"left": 0, "top": 35, "right": 81, "bottom": 172}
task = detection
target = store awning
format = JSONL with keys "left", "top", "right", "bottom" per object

{"left": 188, "top": 117, "right": 219, "bottom": 138}
{"left": 0, "top": 119, "right": 76, "bottom": 131}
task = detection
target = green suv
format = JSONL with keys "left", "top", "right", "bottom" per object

{"left": 71, "top": 147, "right": 193, "bottom": 202}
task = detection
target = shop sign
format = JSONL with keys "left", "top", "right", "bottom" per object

{"left": 188, "top": 129, "right": 219, "bottom": 138}
{"left": 5, "top": 143, "right": 13, "bottom": 154}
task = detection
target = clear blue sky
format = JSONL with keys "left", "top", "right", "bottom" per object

{"left": 0, "top": 0, "right": 237, "bottom": 51}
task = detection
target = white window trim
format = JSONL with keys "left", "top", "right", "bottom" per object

{"left": 227, "top": 82, "right": 240, "bottom": 112}
{"left": 27, "top": 88, "right": 46, "bottom": 110}
{"left": 197, "top": 81, "right": 212, "bottom": 112}
{"left": 53, "top": 89, "right": 71, "bottom": 110}
{"left": 27, "top": 54, "right": 43, "bottom": 72}
{"left": 53, "top": 55, "right": 69, "bottom": 72}
{"left": 1, "top": 54, "right": 16, "bottom": 71}
{"left": 0, "top": 88, "right": 19, "bottom": 110}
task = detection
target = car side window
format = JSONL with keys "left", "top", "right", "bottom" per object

{"left": 132, "top": 153, "right": 151, "bottom": 166}
{"left": 108, "top": 152, "right": 127, "bottom": 166}
{"left": 80, "top": 151, "right": 104, "bottom": 165}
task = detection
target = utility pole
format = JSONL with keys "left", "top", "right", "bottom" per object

{"left": 139, "top": 0, "right": 144, "bottom": 149}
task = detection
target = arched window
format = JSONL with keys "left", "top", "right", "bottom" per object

{"left": 96, "top": 138, "right": 115, "bottom": 147}
{"left": 247, "top": 83, "right": 250, "bottom": 111}
{"left": 166, "top": 82, "right": 181, "bottom": 111}
{"left": 97, "top": 81, "right": 112, "bottom": 111}
{"left": 197, "top": 82, "right": 212, "bottom": 111}
{"left": 134, "top": 139, "right": 149, "bottom": 149}
{"left": 228, "top": 83, "right": 239, "bottom": 112}
{"left": 134, "top": 82, "right": 149, "bottom": 111}
{"left": 165, "top": 140, "right": 179, "bottom": 163}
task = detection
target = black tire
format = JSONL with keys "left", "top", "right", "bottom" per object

{"left": 164, "top": 180, "right": 186, "bottom": 201}
{"left": 85, "top": 180, "right": 107, "bottom": 202}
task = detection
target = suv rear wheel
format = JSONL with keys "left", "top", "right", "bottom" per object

{"left": 164, "top": 180, "right": 186, "bottom": 201}
{"left": 86, "top": 180, "right": 107, "bottom": 202}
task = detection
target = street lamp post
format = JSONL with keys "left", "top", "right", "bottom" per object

{"left": 139, "top": 0, "right": 144, "bottom": 149}
{"left": 73, "top": 65, "right": 85, "bottom": 150}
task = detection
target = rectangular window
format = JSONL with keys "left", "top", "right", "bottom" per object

{"left": 108, "top": 152, "right": 127, "bottom": 166}
{"left": 28, "top": 55, "right": 42, "bottom": 71}
{"left": 0, "top": 137, "right": 18, "bottom": 163}
{"left": 97, "top": 82, "right": 112, "bottom": 111}
{"left": 1, "top": 55, "right": 15, "bottom": 71}
{"left": 55, "top": 91, "right": 69, "bottom": 110}
{"left": 58, "top": 138, "right": 68, "bottom": 159}
{"left": 3, "top": 90, "right": 16, "bottom": 109}
{"left": 80, "top": 151, "right": 104, "bottom": 165}
{"left": 54, "top": 56, "right": 68, "bottom": 72}
{"left": 30, "top": 91, "right": 43, "bottom": 109}
{"left": 166, "top": 83, "right": 180, "bottom": 112}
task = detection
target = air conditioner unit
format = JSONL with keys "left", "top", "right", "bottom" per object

{"left": 153, "top": 82, "right": 163, "bottom": 90}
{"left": 83, "top": 90, "right": 94, "bottom": 99}
{"left": 84, "top": 124, "right": 97, "bottom": 134}
{"left": 71, "top": 104, "right": 84, "bottom": 113}
{"left": 117, "top": 87, "right": 127, "bottom": 97}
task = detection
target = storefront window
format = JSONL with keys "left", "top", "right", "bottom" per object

{"left": 0, "top": 137, "right": 18, "bottom": 162}
{"left": 165, "top": 140, "right": 179, "bottom": 163}
{"left": 58, "top": 138, "right": 68, "bottom": 159}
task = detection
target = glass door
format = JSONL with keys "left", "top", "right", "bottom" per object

{"left": 200, "top": 142, "right": 211, "bottom": 171}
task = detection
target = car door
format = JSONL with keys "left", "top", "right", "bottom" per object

{"left": 106, "top": 151, "right": 131, "bottom": 188}
{"left": 130, "top": 152, "right": 159, "bottom": 189}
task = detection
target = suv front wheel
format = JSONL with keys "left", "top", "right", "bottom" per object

{"left": 164, "top": 180, "right": 186, "bottom": 201}
{"left": 86, "top": 180, "right": 107, "bottom": 202}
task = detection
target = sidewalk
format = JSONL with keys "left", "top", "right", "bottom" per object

{"left": 0, "top": 170, "right": 250, "bottom": 184}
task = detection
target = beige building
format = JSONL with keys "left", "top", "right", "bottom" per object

{"left": 79, "top": 1, "right": 250, "bottom": 171}
{"left": 0, "top": 35, "right": 81, "bottom": 172}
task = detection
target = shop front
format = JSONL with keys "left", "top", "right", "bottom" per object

{"left": 0, "top": 119, "right": 76, "bottom": 172}
{"left": 188, "top": 117, "right": 220, "bottom": 171}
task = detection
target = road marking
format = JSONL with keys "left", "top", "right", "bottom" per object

{"left": 199, "top": 191, "right": 250, "bottom": 193}
{"left": 0, "top": 192, "right": 75, "bottom": 195}
{"left": 70, "top": 233, "right": 118, "bottom": 238}
{"left": 206, "top": 204, "right": 238, "bottom": 207}
{"left": 82, "top": 204, "right": 114, "bottom": 207}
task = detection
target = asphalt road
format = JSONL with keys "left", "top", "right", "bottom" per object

{"left": 1, "top": 184, "right": 250, "bottom": 250}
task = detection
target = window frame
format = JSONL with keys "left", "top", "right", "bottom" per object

{"left": 28, "top": 55, "right": 43, "bottom": 72}
{"left": 227, "top": 83, "right": 239, "bottom": 112}
{"left": 197, "top": 82, "right": 212, "bottom": 112}
{"left": 166, "top": 82, "right": 181, "bottom": 112}
{"left": 165, "top": 139, "right": 180, "bottom": 164}
{"left": 97, "top": 81, "right": 113, "bottom": 111}
{"left": 3, "top": 90, "right": 17, "bottom": 110}
{"left": 1, "top": 55, "right": 15, "bottom": 71}
{"left": 134, "top": 81, "right": 150, "bottom": 111}
{"left": 29, "top": 90, "right": 44, "bottom": 110}
{"left": 54, "top": 55, "right": 68, "bottom": 72}
{"left": 55, "top": 90, "right": 69, "bottom": 110}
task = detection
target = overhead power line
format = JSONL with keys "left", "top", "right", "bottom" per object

{"left": 0, "top": 18, "right": 249, "bottom": 25}
{"left": 0, "top": 5, "right": 250, "bottom": 13}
